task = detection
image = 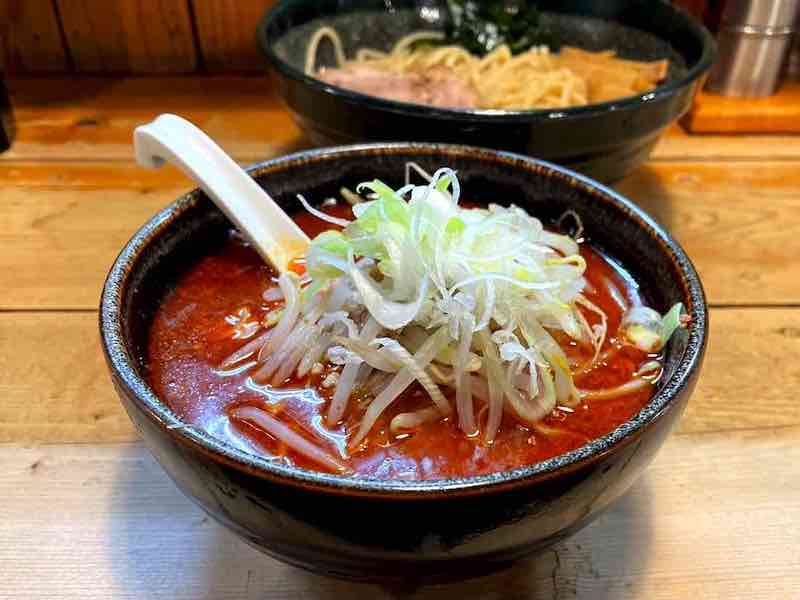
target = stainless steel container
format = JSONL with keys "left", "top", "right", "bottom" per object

{"left": 721, "top": 0, "right": 799, "bottom": 26}
{"left": 788, "top": 31, "right": 800, "bottom": 79}
{"left": 706, "top": 0, "right": 800, "bottom": 96}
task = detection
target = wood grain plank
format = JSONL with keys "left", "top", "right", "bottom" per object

{"left": 0, "top": 313, "right": 135, "bottom": 444}
{"left": 1, "top": 430, "right": 797, "bottom": 599}
{"left": 651, "top": 126, "right": 800, "bottom": 162}
{"left": 1, "top": 309, "right": 797, "bottom": 444}
{"left": 191, "top": 0, "right": 276, "bottom": 72}
{"left": 0, "top": 0, "right": 69, "bottom": 73}
{"left": 2, "top": 159, "right": 800, "bottom": 309}
{"left": 615, "top": 161, "right": 800, "bottom": 306}
{"left": 56, "top": 0, "right": 198, "bottom": 73}
{"left": 0, "top": 165, "right": 177, "bottom": 311}
{"left": 679, "top": 308, "right": 800, "bottom": 436}
{"left": 3, "top": 77, "right": 799, "bottom": 164}
{"left": 4, "top": 77, "right": 302, "bottom": 163}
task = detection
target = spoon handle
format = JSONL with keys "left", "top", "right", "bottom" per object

{"left": 134, "top": 114, "right": 309, "bottom": 273}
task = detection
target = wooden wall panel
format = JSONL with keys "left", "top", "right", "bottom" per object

{"left": 0, "top": 1, "right": 69, "bottom": 73}
{"left": 191, "top": 0, "right": 276, "bottom": 71}
{"left": 56, "top": 0, "right": 198, "bottom": 73}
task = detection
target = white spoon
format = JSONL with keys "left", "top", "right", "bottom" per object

{"left": 134, "top": 113, "right": 309, "bottom": 273}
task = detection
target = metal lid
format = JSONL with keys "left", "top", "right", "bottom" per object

{"left": 721, "top": 0, "right": 800, "bottom": 29}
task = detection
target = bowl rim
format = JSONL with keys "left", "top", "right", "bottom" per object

{"left": 100, "top": 142, "right": 708, "bottom": 498}
{"left": 257, "top": 0, "right": 716, "bottom": 123}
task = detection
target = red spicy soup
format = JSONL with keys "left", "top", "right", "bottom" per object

{"left": 147, "top": 204, "right": 656, "bottom": 480}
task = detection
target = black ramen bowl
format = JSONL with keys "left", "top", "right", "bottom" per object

{"left": 100, "top": 143, "right": 707, "bottom": 583}
{"left": 257, "top": 0, "right": 715, "bottom": 183}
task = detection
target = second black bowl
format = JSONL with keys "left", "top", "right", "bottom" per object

{"left": 258, "top": 0, "right": 714, "bottom": 182}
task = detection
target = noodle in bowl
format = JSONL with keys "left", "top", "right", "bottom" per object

{"left": 307, "top": 28, "right": 668, "bottom": 111}
{"left": 258, "top": 1, "right": 714, "bottom": 181}
{"left": 101, "top": 143, "right": 707, "bottom": 581}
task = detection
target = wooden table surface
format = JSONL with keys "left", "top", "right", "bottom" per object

{"left": 1, "top": 77, "right": 799, "bottom": 599}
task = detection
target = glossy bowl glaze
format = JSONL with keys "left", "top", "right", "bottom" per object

{"left": 100, "top": 143, "right": 707, "bottom": 583}
{"left": 257, "top": 0, "right": 715, "bottom": 183}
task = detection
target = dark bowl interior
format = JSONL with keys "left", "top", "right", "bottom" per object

{"left": 258, "top": 0, "right": 715, "bottom": 182}
{"left": 100, "top": 144, "right": 707, "bottom": 581}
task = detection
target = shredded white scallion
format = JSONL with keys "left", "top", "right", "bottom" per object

{"left": 220, "top": 166, "right": 686, "bottom": 450}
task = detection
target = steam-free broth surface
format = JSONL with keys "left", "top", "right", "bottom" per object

{"left": 147, "top": 204, "right": 655, "bottom": 480}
